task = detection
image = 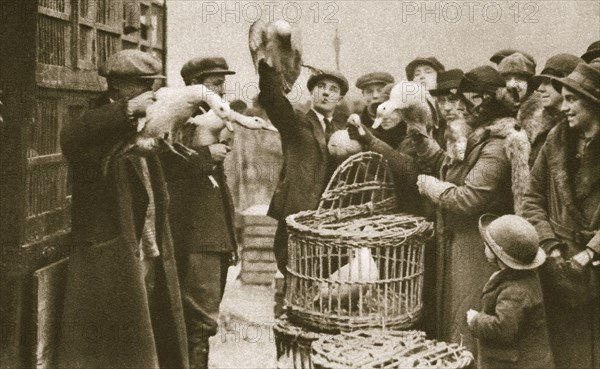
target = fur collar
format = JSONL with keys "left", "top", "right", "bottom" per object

{"left": 517, "top": 92, "right": 564, "bottom": 144}
{"left": 469, "top": 116, "right": 518, "bottom": 146}
{"left": 545, "top": 122, "right": 600, "bottom": 226}
{"left": 468, "top": 116, "right": 531, "bottom": 215}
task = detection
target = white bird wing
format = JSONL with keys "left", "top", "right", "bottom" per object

{"left": 249, "top": 19, "right": 268, "bottom": 72}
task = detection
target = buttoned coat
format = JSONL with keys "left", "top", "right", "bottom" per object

{"left": 58, "top": 95, "right": 188, "bottom": 369}
{"left": 469, "top": 269, "right": 554, "bottom": 369}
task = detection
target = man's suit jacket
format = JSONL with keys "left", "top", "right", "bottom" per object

{"left": 258, "top": 62, "right": 348, "bottom": 221}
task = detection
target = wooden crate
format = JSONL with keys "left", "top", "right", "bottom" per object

{"left": 240, "top": 210, "right": 278, "bottom": 285}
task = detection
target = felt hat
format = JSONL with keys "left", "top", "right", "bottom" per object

{"left": 479, "top": 214, "right": 546, "bottom": 270}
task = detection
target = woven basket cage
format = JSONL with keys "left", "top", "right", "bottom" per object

{"left": 273, "top": 315, "right": 330, "bottom": 369}
{"left": 285, "top": 152, "right": 434, "bottom": 332}
{"left": 311, "top": 330, "right": 474, "bottom": 369}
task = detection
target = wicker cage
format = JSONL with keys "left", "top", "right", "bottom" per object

{"left": 285, "top": 152, "right": 433, "bottom": 332}
{"left": 273, "top": 315, "right": 330, "bottom": 369}
{"left": 311, "top": 330, "right": 474, "bottom": 369}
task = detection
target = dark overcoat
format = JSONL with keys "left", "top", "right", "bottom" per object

{"left": 258, "top": 63, "right": 347, "bottom": 271}
{"left": 57, "top": 95, "right": 188, "bottom": 369}
{"left": 417, "top": 116, "right": 516, "bottom": 353}
{"left": 522, "top": 121, "right": 600, "bottom": 369}
{"left": 469, "top": 269, "right": 554, "bottom": 369}
{"left": 160, "top": 145, "right": 237, "bottom": 255}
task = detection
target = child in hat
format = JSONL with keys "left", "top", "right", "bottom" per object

{"left": 467, "top": 214, "right": 555, "bottom": 369}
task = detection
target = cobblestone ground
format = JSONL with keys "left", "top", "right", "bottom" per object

{"left": 209, "top": 265, "right": 278, "bottom": 369}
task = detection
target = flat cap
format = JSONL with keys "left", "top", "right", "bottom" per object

{"left": 582, "top": 40, "right": 600, "bottom": 63}
{"left": 355, "top": 72, "right": 395, "bottom": 89}
{"left": 307, "top": 69, "right": 349, "bottom": 96}
{"left": 459, "top": 66, "right": 506, "bottom": 94}
{"left": 490, "top": 49, "right": 536, "bottom": 66}
{"left": 181, "top": 57, "right": 235, "bottom": 84}
{"left": 497, "top": 52, "right": 536, "bottom": 77}
{"left": 99, "top": 49, "right": 165, "bottom": 79}
{"left": 405, "top": 57, "right": 445, "bottom": 81}
{"left": 429, "top": 69, "right": 464, "bottom": 96}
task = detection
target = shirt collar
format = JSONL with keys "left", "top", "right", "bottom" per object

{"left": 311, "top": 108, "right": 333, "bottom": 132}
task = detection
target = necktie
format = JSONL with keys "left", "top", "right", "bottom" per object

{"left": 324, "top": 118, "right": 333, "bottom": 141}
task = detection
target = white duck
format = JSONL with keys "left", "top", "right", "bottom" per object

{"left": 315, "top": 246, "right": 379, "bottom": 308}
{"left": 372, "top": 82, "right": 428, "bottom": 129}
{"left": 178, "top": 108, "right": 276, "bottom": 148}
{"left": 249, "top": 18, "right": 303, "bottom": 93}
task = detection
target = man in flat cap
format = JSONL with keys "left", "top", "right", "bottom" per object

{"left": 160, "top": 56, "right": 238, "bottom": 369}
{"left": 258, "top": 59, "right": 349, "bottom": 274}
{"left": 58, "top": 49, "right": 189, "bottom": 368}
{"left": 355, "top": 71, "right": 395, "bottom": 126}
{"left": 523, "top": 60, "right": 600, "bottom": 369}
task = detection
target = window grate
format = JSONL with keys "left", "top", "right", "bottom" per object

{"left": 37, "top": 15, "right": 68, "bottom": 66}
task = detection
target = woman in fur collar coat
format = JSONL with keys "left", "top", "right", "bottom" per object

{"left": 522, "top": 61, "right": 600, "bottom": 369}
{"left": 518, "top": 53, "right": 584, "bottom": 167}
{"left": 413, "top": 66, "right": 530, "bottom": 355}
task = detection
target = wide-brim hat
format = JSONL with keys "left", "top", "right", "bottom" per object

{"left": 180, "top": 56, "right": 235, "bottom": 84}
{"left": 429, "top": 69, "right": 465, "bottom": 96}
{"left": 405, "top": 57, "right": 445, "bottom": 81}
{"left": 531, "top": 53, "right": 584, "bottom": 88}
{"left": 552, "top": 61, "right": 600, "bottom": 105}
{"left": 99, "top": 49, "right": 166, "bottom": 79}
{"left": 581, "top": 40, "right": 600, "bottom": 63}
{"left": 479, "top": 214, "right": 546, "bottom": 270}
{"left": 307, "top": 69, "right": 349, "bottom": 96}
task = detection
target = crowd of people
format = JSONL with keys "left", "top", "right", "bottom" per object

{"left": 56, "top": 38, "right": 599, "bottom": 369}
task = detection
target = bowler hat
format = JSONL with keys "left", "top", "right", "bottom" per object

{"left": 180, "top": 57, "right": 235, "bottom": 85}
{"left": 498, "top": 52, "right": 536, "bottom": 78}
{"left": 490, "top": 49, "right": 536, "bottom": 66}
{"left": 99, "top": 50, "right": 165, "bottom": 79}
{"left": 479, "top": 214, "right": 546, "bottom": 270}
{"left": 429, "top": 69, "right": 464, "bottom": 96}
{"left": 405, "top": 57, "right": 445, "bottom": 81}
{"left": 307, "top": 69, "right": 349, "bottom": 96}
{"left": 355, "top": 72, "right": 395, "bottom": 90}
{"left": 581, "top": 40, "right": 600, "bottom": 63}
{"left": 531, "top": 53, "right": 584, "bottom": 87}
{"left": 459, "top": 66, "right": 506, "bottom": 94}
{"left": 552, "top": 61, "right": 600, "bottom": 104}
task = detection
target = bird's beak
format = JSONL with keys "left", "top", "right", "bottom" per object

{"left": 224, "top": 120, "right": 234, "bottom": 132}
{"left": 372, "top": 117, "right": 383, "bottom": 129}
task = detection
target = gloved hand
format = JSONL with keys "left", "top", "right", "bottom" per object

{"left": 347, "top": 114, "right": 375, "bottom": 147}
{"left": 417, "top": 174, "right": 456, "bottom": 204}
